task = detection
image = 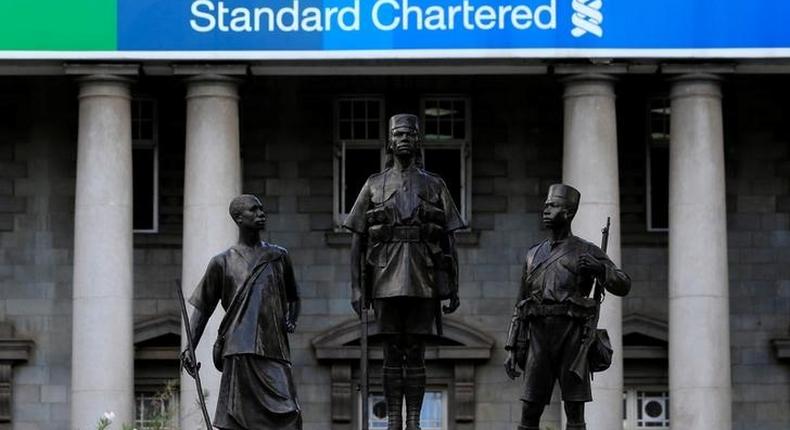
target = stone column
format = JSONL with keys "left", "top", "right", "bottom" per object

{"left": 562, "top": 74, "right": 624, "bottom": 430}
{"left": 179, "top": 75, "right": 242, "bottom": 428}
{"left": 71, "top": 75, "right": 134, "bottom": 430}
{"left": 668, "top": 74, "right": 731, "bottom": 430}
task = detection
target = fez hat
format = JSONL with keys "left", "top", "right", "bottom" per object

{"left": 389, "top": 114, "right": 420, "bottom": 132}
{"left": 547, "top": 184, "right": 581, "bottom": 210}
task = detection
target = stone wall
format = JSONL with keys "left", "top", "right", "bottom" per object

{"left": 0, "top": 78, "right": 77, "bottom": 430}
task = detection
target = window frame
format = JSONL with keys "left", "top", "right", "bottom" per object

{"left": 419, "top": 95, "right": 472, "bottom": 227}
{"left": 361, "top": 389, "right": 449, "bottom": 430}
{"left": 645, "top": 96, "right": 670, "bottom": 233}
{"left": 623, "top": 386, "right": 670, "bottom": 430}
{"left": 333, "top": 96, "right": 386, "bottom": 230}
{"left": 132, "top": 96, "right": 160, "bottom": 234}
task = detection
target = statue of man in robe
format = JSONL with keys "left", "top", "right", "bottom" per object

{"left": 182, "top": 194, "right": 302, "bottom": 430}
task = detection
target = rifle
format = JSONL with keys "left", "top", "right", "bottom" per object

{"left": 175, "top": 281, "right": 213, "bottom": 430}
{"left": 569, "top": 217, "right": 611, "bottom": 381}
{"left": 359, "top": 254, "right": 370, "bottom": 430}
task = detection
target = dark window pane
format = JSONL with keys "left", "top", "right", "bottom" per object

{"left": 423, "top": 148, "right": 462, "bottom": 211}
{"left": 140, "top": 120, "right": 154, "bottom": 140}
{"left": 367, "top": 101, "right": 380, "bottom": 119}
{"left": 345, "top": 149, "right": 380, "bottom": 213}
{"left": 133, "top": 147, "right": 155, "bottom": 230}
{"left": 454, "top": 100, "right": 466, "bottom": 119}
{"left": 353, "top": 120, "right": 366, "bottom": 140}
{"left": 650, "top": 146, "right": 669, "bottom": 229}
{"left": 339, "top": 101, "right": 351, "bottom": 120}
{"left": 140, "top": 100, "right": 153, "bottom": 119}
{"left": 367, "top": 120, "right": 379, "bottom": 140}
{"left": 453, "top": 119, "right": 466, "bottom": 139}
{"left": 352, "top": 100, "right": 365, "bottom": 118}
{"left": 339, "top": 120, "right": 352, "bottom": 140}
{"left": 424, "top": 118, "right": 439, "bottom": 138}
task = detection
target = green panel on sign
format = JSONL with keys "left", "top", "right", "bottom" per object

{"left": 0, "top": 0, "right": 116, "bottom": 50}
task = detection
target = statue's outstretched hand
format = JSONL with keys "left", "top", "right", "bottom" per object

{"left": 504, "top": 351, "right": 522, "bottom": 380}
{"left": 180, "top": 349, "right": 200, "bottom": 378}
{"left": 442, "top": 293, "right": 460, "bottom": 314}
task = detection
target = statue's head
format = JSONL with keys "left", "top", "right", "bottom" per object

{"left": 386, "top": 114, "right": 422, "bottom": 165}
{"left": 229, "top": 194, "right": 266, "bottom": 231}
{"left": 542, "top": 184, "right": 580, "bottom": 229}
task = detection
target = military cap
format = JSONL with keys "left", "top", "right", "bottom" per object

{"left": 547, "top": 184, "right": 581, "bottom": 210}
{"left": 389, "top": 113, "right": 420, "bottom": 133}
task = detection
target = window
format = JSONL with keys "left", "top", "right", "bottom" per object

{"left": 421, "top": 97, "right": 471, "bottom": 225}
{"left": 646, "top": 98, "right": 669, "bottom": 232}
{"left": 135, "top": 389, "right": 178, "bottom": 430}
{"left": 366, "top": 391, "right": 447, "bottom": 430}
{"left": 334, "top": 97, "right": 386, "bottom": 228}
{"left": 623, "top": 388, "right": 670, "bottom": 429}
{"left": 132, "top": 98, "right": 159, "bottom": 233}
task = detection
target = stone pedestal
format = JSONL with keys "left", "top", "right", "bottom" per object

{"left": 668, "top": 74, "right": 731, "bottom": 430}
{"left": 562, "top": 74, "right": 624, "bottom": 430}
{"left": 179, "top": 75, "right": 242, "bottom": 428}
{"left": 71, "top": 75, "right": 135, "bottom": 430}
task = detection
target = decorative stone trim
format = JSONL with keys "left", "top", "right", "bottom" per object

{"left": 0, "top": 323, "right": 34, "bottom": 423}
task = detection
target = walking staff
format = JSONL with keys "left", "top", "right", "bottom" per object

{"left": 176, "top": 281, "right": 213, "bottom": 430}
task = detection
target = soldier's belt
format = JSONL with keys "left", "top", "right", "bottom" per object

{"left": 391, "top": 226, "right": 422, "bottom": 242}
{"left": 523, "top": 303, "right": 595, "bottom": 319}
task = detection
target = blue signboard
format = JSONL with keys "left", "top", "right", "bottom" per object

{"left": 5, "top": 0, "right": 790, "bottom": 59}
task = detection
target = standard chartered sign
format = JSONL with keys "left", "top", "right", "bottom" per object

{"left": 189, "top": 0, "right": 560, "bottom": 33}
{"left": 2, "top": 0, "right": 790, "bottom": 59}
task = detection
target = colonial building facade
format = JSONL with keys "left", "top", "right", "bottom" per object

{"left": 1, "top": 3, "right": 790, "bottom": 430}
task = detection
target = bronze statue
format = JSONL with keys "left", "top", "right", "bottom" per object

{"left": 504, "top": 184, "right": 631, "bottom": 430}
{"left": 344, "top": 114, "right": 464, "bottom": 430}
{"left": 182, "top": 194, "right": 302, "bottom": 430}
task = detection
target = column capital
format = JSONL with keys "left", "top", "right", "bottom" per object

{"left": 77, "top": 75, "right": 132, "bottom": 100}
{"left": 670, "top": 73, "right": 722, "bottom": 100}
{"left": 562, "top": 73, "right": 617, "bottom": 99}
{"left": 185, "top": 74, "right": 240, "bottom": 101}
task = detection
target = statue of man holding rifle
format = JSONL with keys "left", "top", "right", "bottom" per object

{"left": 344, "top": 114, "right": 464, "bottom": 430}
{"left": 180, "top": 194, "right": 302, "bottom": 430}
{"left": 504, "top": 184, "right": 631, "bottom": 430}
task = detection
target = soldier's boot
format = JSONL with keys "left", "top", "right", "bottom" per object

{"left": 383, "top": 366, "right": 404, "bottom": 430}
{"left": 566, "top": 425, "right": 586, "bottom": 430}
{"left": 404, "top": 367, "right": 426, "bottom": 430}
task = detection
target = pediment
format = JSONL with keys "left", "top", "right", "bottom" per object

{"left": 623, "top": 313, "right": 668, "bottom": 360}
{"left": 134, "top": 314, "right": 181, "bottom": 344}
{"left": 312, "top": 317, "right": 495, "bottom": 362}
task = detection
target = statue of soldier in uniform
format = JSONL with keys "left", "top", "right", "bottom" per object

{"left": 344, "top": 114, "right": 465, "bottom": 430}
{"left": 182, "top": 194, "right": 302, "bottom": 430}
{"left": 504, "top": 184, "right": 631, "bottom": 430}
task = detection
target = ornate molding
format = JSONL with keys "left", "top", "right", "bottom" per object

{"left": 0, "top": 323, "right": 34, "bottom": 423}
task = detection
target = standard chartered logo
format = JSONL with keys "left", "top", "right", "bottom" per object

{"left": 571, "top": 0, "right": 604, "bottom": 38}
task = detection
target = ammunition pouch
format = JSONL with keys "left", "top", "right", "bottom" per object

{"left": 418, "top": 203, "right": 446, "bottom": 226}
{"left": 588, "top": 328, "right": 613, "bottom": 373}
{"left": 505, "top": 300, "right": 530, "bottom": 369}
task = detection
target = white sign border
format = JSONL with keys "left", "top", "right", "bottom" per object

{"left": 2, "top": 48, "right": 790, "bottom": 60}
